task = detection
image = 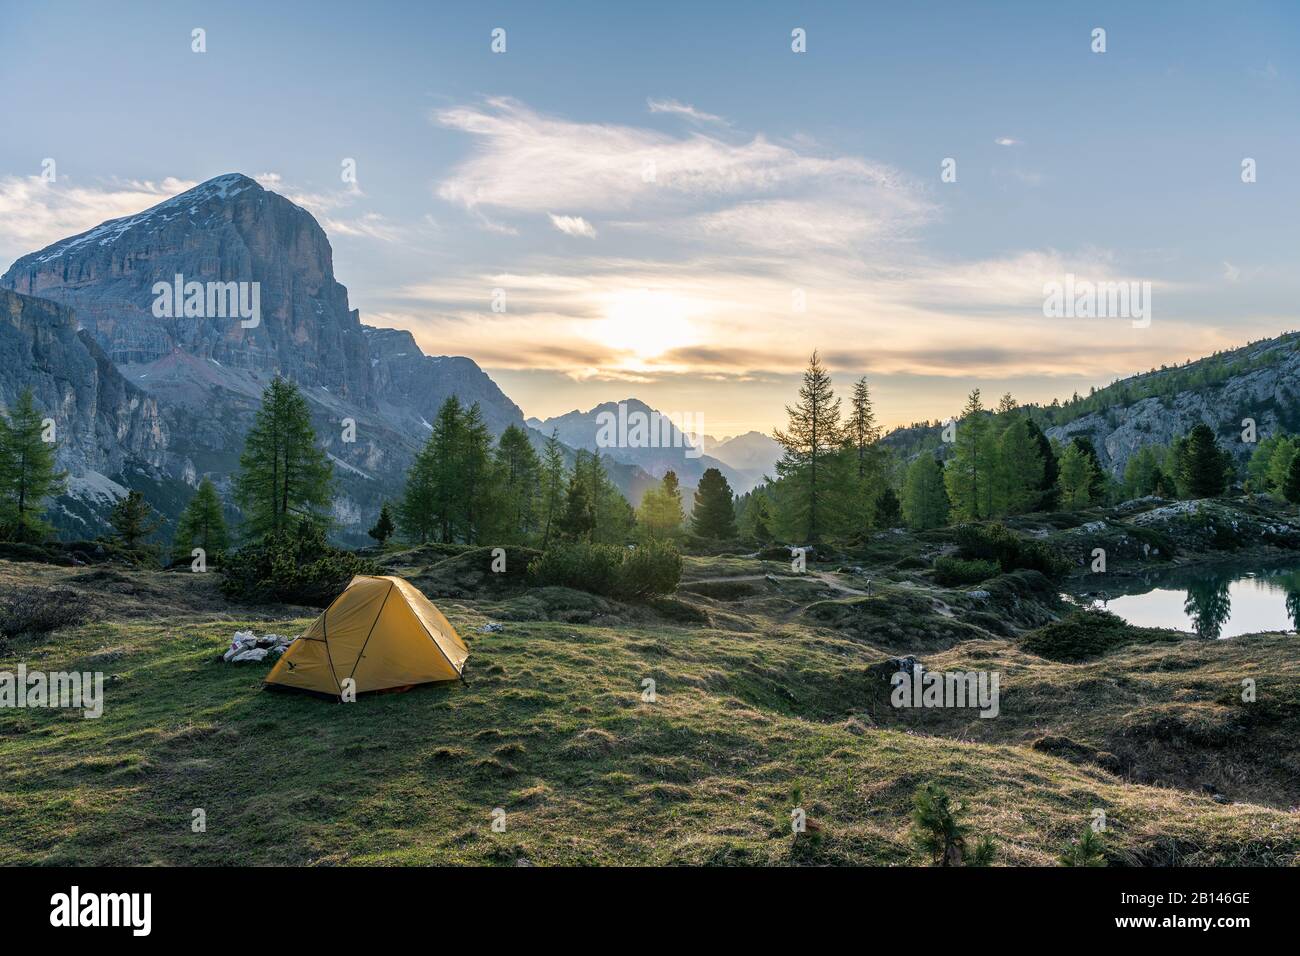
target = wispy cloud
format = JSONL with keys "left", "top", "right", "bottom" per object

{"left": 549, "top": 213, "right": 597, "bottom": 238}
{"left": 0, "top": 175, "right": 195, "bottom": 265}
{"left": 396, "top": 98, "right": 1198, "bottom": 391}
{"left": 431, "top": 96, "right": 928, "bottom": 251}
{"left": 646, "top": 97, "right": 729, "bottom": 126}
{"left": 994, "top": 137, "right": 1020, "bottom": 146}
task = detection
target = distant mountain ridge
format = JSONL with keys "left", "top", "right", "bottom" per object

{"left": 533, "top": 398, "right": 772, "bottom": 494}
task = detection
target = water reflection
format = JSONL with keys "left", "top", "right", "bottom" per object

{"left": 1076, "top": 560, "right": 1300, "bottom": 639}
{"left": 1182, "top": 579, "right": 1232, "bottom": 639}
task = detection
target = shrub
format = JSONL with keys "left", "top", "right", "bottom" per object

{"left": 0, "top": 587, "right": 90, "bottom": 640}
{"left": 1059, "top": 826, "right": 1108, "bottom": 866}
{"left": 909, "top": 782, "right": 996, "bottom": 867}
{"left": 527, "top": 540, "right": 682, "bottom": 601}
{"left": 1021, "top": 608, "right": 1180, "bottom": 662}
{"left": 954, "top": 522, "right": 1065, "bottom": 578}
{"left": 616, "top": 540, "right": 684, "bottom": 599}
{"left": 933, "top": 556, "right": 1000, "bottom": 587}
{"left": 219, "top": 521, "right": 377, "bottom": 607}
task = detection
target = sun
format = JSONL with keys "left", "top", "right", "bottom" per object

{"left": 590, "top": 289, "right": 700, "bottom": 362}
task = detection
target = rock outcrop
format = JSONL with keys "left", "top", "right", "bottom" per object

{"left": 0, "top": 287, "right": 166, "bottom": 481}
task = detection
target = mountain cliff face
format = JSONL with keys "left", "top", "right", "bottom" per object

{"left": 0, "top": 286, "right": 167, "bottom": 474}
{"left": 0, "top": 174, "right": 530, "bottom": 540}
{"left": 0, "top": 288, "right": 176, "bottom": 534}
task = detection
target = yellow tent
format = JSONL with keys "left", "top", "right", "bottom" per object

{"left": 266, "top": 575, "right": 468, "bottom": 696}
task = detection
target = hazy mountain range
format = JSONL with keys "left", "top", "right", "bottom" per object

{"left": 528, "top": 399, "right": 781, "bottom": 493}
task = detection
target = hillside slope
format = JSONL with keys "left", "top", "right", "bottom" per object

{"left": 883, "top": 332, "right": 1300, "bottom": 479}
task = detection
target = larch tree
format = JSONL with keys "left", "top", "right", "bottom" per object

{"left": 490, "top": 424, "right": 542, "bottom": 543}
{"left": 1057, "top": 442, "right": 1099, "bottom": 509}
{"left": 993, "top": 418, "right": 1045, "bottom": 515}
{"left": 367, "top": 501, "right": 396, "bottom": 545}
{"left": 637, "top": 470, "right": 685, "bottom": 541}
{"left": 0, "top": 388, "right": 66, "bottom": 543}
{"left": 902, "top": 454, "right": 950, "bottom": 530}
{"left": 233, "top": 378, "right": 333, "bottom": 538}
{"left": 538, "top": 430, "right": 568, "bottom": 548}
{"left": 457, "top": 402, "right": 496, "bottom": 543}
{"left": 773, "top": 351, "right": 843, "bottom": 542}
{"left": 110, "top": 489, "right": 163, "bottom": 552}
{"left": 943, "top": 388, "right": 992, "bottom": 521}
{"left": 173, "top": 478, "right": 229, "bottom": 560}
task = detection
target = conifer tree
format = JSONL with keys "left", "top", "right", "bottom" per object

{"left": 691, "top": 467, "right": 737, "bottom": 539}
{"left": 110, "top": 489, "right": 163, "bottom": 551}
{"left": 0, "top": 388, "right": 67, "bottom": 542}
{"left": 1023, "top": 419, "right": 1059, "bottom": 510}
{"left": 573, "top": 450, "right": 634, "bottom": 544}
{"left": 1178, "top": 424, "right": 1228, "bottom": 498}
{"left": 1268, "top": 438, "right": 1300, "bottom": 494}
{"left": 902, "top": 454, "right": 950, "bottom": 529}
{"left": 558, "top": 470, "right": 596, "bottom": 540}
{"left": 233, "top": 378, "right": 333, "bottom": 538}
{"left": 846, "top": 376, "right": 881, "bottom": 479}
{"left": 489, "top": 424, "right": 542, "bottom": 543}
{"left": 368, "top": 501, "right": 395, "bottom": 545}
{"left": 637, "top": 470, "right": 685, "bottom": 541}
{"left": 1057, "top": 442, "right": 1099, "bottom": 508}
{"left": 538, "top": 429, "right": 567, "bottom": 548}
{"left": 1283, "top": 452, "right": 1300, "bottom": 506}
{"left": 738, "top": 486, "right": 773, "bottom": 542}
{"left": 993, "top": 418, "right": 1045, "bottom": 515}
{"left": 1069, "top": 437, "right": 1107, "bottom": 502}
{"left": 173, "top": 478, "right": 229, "bottom": 560}
{"left": 457, "top": 402, "right": 496, "bottom": 542}
{"left": 1123, "top": 446, "right": 1162, "bottom": 498}
{"left": 943, "top": 389, "right": 992, "bottom": 521}
{"left": 873, "top": 486, "right": 902, "bottom": 527}
{"left": 773, "top": 351, "right": 842, "bottom": 541}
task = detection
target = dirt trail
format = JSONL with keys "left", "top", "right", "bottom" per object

{"left": 683, "top": 570, "right": 873, "bottom": 596}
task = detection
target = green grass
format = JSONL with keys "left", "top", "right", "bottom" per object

{"left": 2, "top": 551, "right": 1298, "bottom": 866}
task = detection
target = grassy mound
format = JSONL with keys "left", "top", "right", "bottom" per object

{"left": 1021, "top": 609, "right": 1184, "bottom": 662}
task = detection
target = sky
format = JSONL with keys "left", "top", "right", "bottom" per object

{"left": 2, "top": 0, "right": 1298, "bottom": 438}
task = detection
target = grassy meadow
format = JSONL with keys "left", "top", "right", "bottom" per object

{"left": 3, "top": 523, "right": 1298, "bottom": 867}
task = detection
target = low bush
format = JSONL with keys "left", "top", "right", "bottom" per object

{"left": 954, "top": 522, "right": 1066, "bottom": 578}
{"left": 0, "top": 587, "right": 90, "bottom": 640}
{"left": 933, "top": 556, "right": 1000, "bottom": 587}
{"left": 1021, "top": 608, "right": 1181, "bottom": 662}
{"left": 527, "top": 540, "right": 682, "bottom": 601}
{"left": 219, "top": 521, "right": 377, "bottom": 607}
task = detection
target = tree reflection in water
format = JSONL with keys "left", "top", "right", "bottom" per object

{"left": 1182, "top": 578, "right": 1232, "bottom": 638}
